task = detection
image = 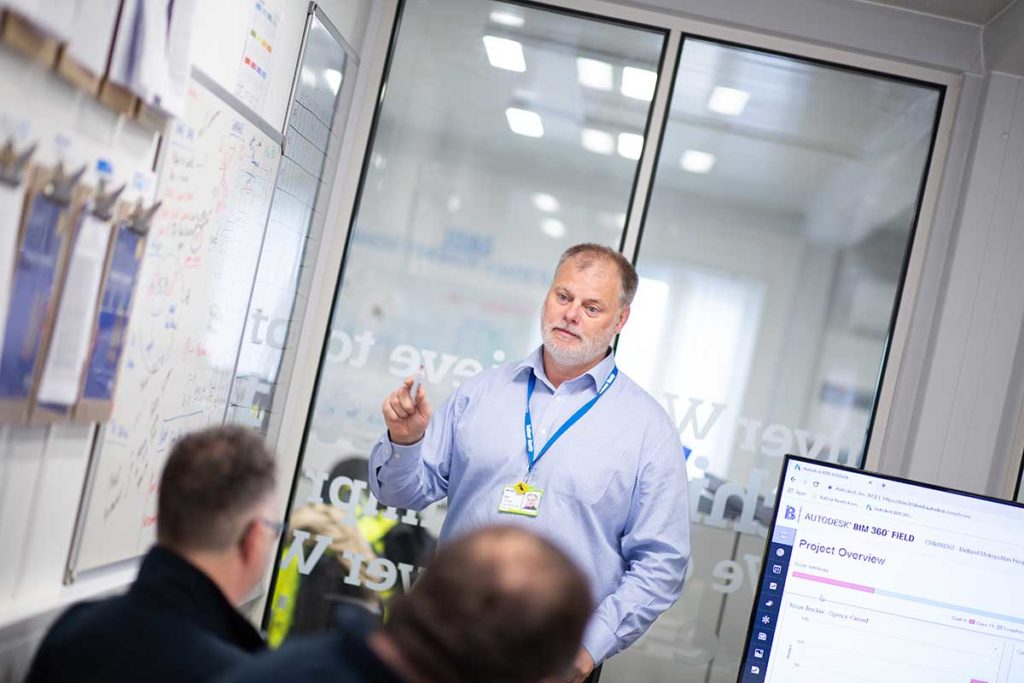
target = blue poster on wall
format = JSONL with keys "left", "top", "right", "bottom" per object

{"left": 81, "top": 223, "right": 143, "bottom": 402}
{"left": 0, "top": 193, "right": 68, "bottom": 401}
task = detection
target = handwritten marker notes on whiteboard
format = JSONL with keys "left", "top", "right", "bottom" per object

{"left": 73, "top": 79, "right": 280, "bottom": 573}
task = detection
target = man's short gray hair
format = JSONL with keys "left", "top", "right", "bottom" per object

{"left": 556, "top": 243, "right": 639, "bottom": 308}
{"left": 157, "top": 425, "right": 276, "bottom": 552}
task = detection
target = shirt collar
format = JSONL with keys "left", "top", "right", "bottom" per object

{"left": 514, "top": 345, "right": 616, "bottom": 391}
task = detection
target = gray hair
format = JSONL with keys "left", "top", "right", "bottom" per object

{"left": 556, "top": 243, "right": 638, "bottom": 308}
{"left": 157, "top": 425, "right": 276, "bottom": 551}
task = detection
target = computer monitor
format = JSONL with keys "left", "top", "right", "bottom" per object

{"left": 739, "top": 455, "right": 1024, "bottom": 683}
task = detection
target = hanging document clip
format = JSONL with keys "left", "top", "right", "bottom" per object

{"left": 0, "top": 139, "right": 36, "bottom": 187}
{"left": 43, "top": 162, "right": 87, "bottom": 206}
{"left": 126, "top": 198, "right": 161, "bottom": 235}
{"left": 92, "top": 179, "right": 125, "bottom": 222}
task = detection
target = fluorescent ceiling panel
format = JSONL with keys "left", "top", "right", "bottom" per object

{"left": 506, "top": 108, "right": 544, "bottom": 137}
{"left": 576, "top": 57, "right": 613, "bottom": 91}
{"left": 483, "top": 35, "right": 526, "bottom": 72}
{"left": 617, "top": 132, "right": 644, "bottom": 160}
{"left": 680, "top": 150, "right": 716, "bottom": 173}
{"left": 581, "top": 128, "right": 615, "bottom": 155}
{"left": 621, "top": 66, "right": 657, "bottom": 101}
{"left": 541, "top": 217, "right": 566, "bottom": 238}
{"left": 707, "top": 86, "right": 750, "bottom": 116}
{"left": 532, "top": 193, "right": 560, "bottom": 212}
{"left": 489, "top": 10, "right": 524, "bottom": 27}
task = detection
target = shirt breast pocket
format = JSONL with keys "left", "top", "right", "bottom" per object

{"left": 551, "top": 464, "right": 616, "bottom": 506}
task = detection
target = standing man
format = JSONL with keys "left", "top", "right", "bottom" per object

{"left": 371, "top": 243, "right": 691, "bottom": 682}
{"left": 28, "top": 426, "right": 278, "bottom": 682}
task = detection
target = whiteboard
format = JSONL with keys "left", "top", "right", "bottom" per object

{"left": 73, "top": 77, "right": 281, "bottom": 573}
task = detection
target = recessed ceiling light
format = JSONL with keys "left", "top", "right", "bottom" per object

{"left": 617, "top": 132, "right": 644, "bottom": 160}
{"left": 621, "top": 66, "right": 657, "bottom": 101}
{"left": 581, "top": 128, "right": 615, "bottom": 155}
{"left": 323, "top": 69, "right": 342, "bottom": 95}
{"left": 506, "top": 108, "right": 544, "bottom": 137}
{"left": 541, "top": 217, "right": 566, "bottom": 238}
{"left": 532, "top": 193, "right": 560, "bottom": 212}
{"left": 446, "top": 194, "right": 462, "bottom": 212}
{"left": 483, "top": 36, "right": 526, "bottom": 72}
{"left": 707, "top": 86, "right": 750, "bottom": 116}
{"left": 680, "top": 150, "right": 716, "bottom": 173}
{"left": 489, "top": 10, "right": 524, "bottom": 27}
{"left": 301, "top": 67, "right": 316, "bottom": 88}
{"left": 576, "top": 57, "right": 613, "bottom": 91}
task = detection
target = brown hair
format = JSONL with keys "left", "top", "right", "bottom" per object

{"left": 157, "top": 425, "right": 276, "bottom": 551}
{"left": 557, "top": 243, "right": 639, "bottom": 307}
{"left": 384, "top": 526, "right": 592, "bottom": 683}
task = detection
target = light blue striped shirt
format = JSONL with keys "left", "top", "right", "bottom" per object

{"left": 369, "top": 347, "right": 691, "bottom": 663}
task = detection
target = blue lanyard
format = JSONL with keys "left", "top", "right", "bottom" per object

{"left": 524, "top": 366, "right": 618, "bottom": 473}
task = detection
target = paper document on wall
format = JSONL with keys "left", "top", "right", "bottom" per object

{"left": 107, "top": 0, "right": 138, "bottom": 88}
{"left": 163, "top": 0, "right": 198, "bottom": 117}
{"left": 131, "top": 0, "right": 171, "bottom": 106}
{"left": 234, "top": 0, "right": 283, "bottom": 111}
{"left": 65, "top": 0, "right": 122, "bottom": 76}
{"left": 0, "top": 194, "right": 67, "bottom": 403}
{"left": 37, "top": 214, "right": 112, "bottom": 406}
{"left": 0, "top": 183, "right": 24, "bottom": 368}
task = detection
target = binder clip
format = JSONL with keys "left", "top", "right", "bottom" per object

{"left": 92, "top": 178, "right": 126, "bottom": 222}
{"left": 0, "top": 139, "right": 36, "bottom": 188}
{"left": 126, "top": 198, "right": 161, "bottom": 235}
{"left": 43, "top": 161, "right": 87, "bottom": 207}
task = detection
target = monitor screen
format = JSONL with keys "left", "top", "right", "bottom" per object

{"left": 739, "top": 455, "right": 1024, "bottom": 683}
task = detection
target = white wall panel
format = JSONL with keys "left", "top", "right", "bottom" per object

{"left": 16, "top": 425, "right": 94, "bottom": 600}
{"left": 0, "top": 429, "right": 47, "bottom": 603}
{"left": 907, "top": 73, "right": 1024, "bottom": 493}
{"left": 875, "top": 73, "right": 986, "bottom": 479}
{"left": 985, "top": 0, "right": 1024, "bottom": 77}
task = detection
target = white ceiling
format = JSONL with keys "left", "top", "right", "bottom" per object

{"left": 360, "top": 0, "right": 944, "bottom": 275}
{"left": 854, "top": 0, "right": 1016, "bottom": 24}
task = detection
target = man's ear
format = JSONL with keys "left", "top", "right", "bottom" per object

{"left": 614, "top": 305, "right": 631, "bottom": 333}
{"left": 238, "top": 519, "right": 259, "bottom": 561}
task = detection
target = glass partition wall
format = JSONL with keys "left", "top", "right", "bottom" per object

{"left": 609, "top": 40, "right": 940, "bottom": 680}
{"left": 267, "top": 1, "right": 942, "bottom": 679}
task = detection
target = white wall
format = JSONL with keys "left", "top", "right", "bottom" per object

{"left": 902, "top": 72, "right": 1024, "bottom": 495}
{"left": 0, "top": 1, "right": 379, "bottom": 678}
{"left": 985, "top": 0, "right": 1024, "bottom": 77}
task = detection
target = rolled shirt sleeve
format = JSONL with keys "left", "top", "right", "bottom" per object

{"left": 369, "top": 387, "right": 465, "bottom": 511}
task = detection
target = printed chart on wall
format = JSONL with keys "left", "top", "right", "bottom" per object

{"left": 73, "top": 78, "right": 281, "bottom": 574}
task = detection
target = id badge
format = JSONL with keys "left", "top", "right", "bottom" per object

{"left": 499, "top": 483, "right": 543, "bottom": 517}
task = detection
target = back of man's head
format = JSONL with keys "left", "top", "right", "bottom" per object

{"left": 384, "top": 525, "right": 592, "bottom": 683}
{"left": 157, "top": 425, "right": 276, "bottom": 553}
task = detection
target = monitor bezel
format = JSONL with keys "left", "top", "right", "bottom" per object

{"left": 735, "top": 453, "right": 1024, "bottom": 682}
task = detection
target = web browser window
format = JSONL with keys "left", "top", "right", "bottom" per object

{"left": 741, "top": 456, "right": 1024, "bottom": 683}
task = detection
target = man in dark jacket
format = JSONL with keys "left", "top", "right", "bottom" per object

{"left": 221, "top": 525, "right": 593, "bottom": 683}
{"left": 27, "top": 425, "right": 279, "bottom": 682}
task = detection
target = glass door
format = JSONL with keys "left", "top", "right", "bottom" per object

{"left": 610, "top": 38, "right": 941, "bottom": 681}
